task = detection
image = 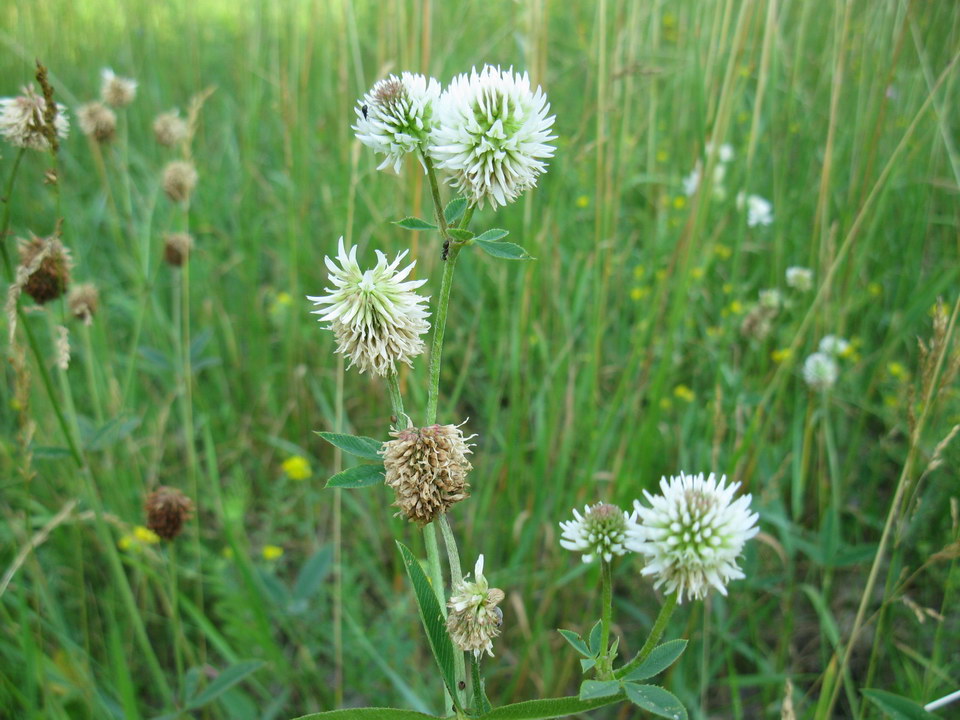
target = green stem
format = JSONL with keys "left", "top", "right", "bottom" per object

{"left": 615, "top": 593, "right": 678, "bottom": 678}
{"left": 0, "top": 147, "right": 26, "bottom": 276}
{"left": 167, "top": 543, "right": 185, "bottom": 701}
{"left": 426, "top": 246, "right": 461, "bottom": 424}
{"left": 598, "top": 560, "right": 613, "bottom": 678}
{"left": 386, "top": 371, "right": 408, "bottom": 427}
{"left": 424, "top": 155, "right": 451, "bottom": 239}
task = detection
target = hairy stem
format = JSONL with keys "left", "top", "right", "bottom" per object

{"left": 615, "top": 592, "right": 678, "bottom": 678}
{"left": 598, "top": 560, "right": 613, "bottom": 678}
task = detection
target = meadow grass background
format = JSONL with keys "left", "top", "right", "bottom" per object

{"left": 1, "top": 0, "right": 959, "bottom": 718}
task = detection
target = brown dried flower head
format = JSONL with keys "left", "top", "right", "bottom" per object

{"left": 382, "top": 421, "right": 474, "bottom": 525}
{"left": 163, "top": 232, "right": 194, "bottom": 267}
{"left": 68, "top": 283, "right": 100, "bottom": 324}
{"left": 18, "top": 234, "right": 72, "bottom": 304}
{"left": 153, "top": 110, "right": 188, "bottom": 147}
{"left": 446, "top": 555, "right": 505, "bottom": 657}
{"left": 145, "top": 486, "right": 194, "bottom": 540}
{"left": 162, "top": 160, "right": 198, "bottom": 203}
{"left": 77, "top": 101, "right": 117, "bottom": 143}
{"left": 100, "top": 69, "right": 137, "bottom": 108}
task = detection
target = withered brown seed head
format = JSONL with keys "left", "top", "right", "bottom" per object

{"left": 145, "top": 486, "right": 194, "bottom": 540}
{"left": 77, "top": 101, "right": 117, "bottom": 143}
{"left": 18, "top": 234, "right": 72, "bottom": 304}
{"left": 162, "top": 160, "right": 198, "bottom": 203}
{"left": 68, "top": 283, "right": 100, "bottom": 324}
{"left": 163, "top": 232, "right": 194, "bottom": 267}
{"left": 373, "top": 78, "right": 405, "bottom": 106}
{"left": 382, "top": 422, "right": 474, "bottom": 525}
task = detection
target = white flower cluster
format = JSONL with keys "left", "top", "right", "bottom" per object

{"left": 559, "top": 473, "right": 759, "bottom": 603}
{"left": 802, "top": 334, "right": 852, "bottom": 391}
{"left": 785, "top": 266, "right": 813, "bottom": 292}
{"left": 682, "top": 141, "right": 733, "bottom": 200}
{"left": 307, "top": 238, "right": 430, "bottom": 377}
{"left": 736, "top": 191, "right": 774, "bottom": 228}
{"left": 0, "top": 86, "right": 69, "bottom": 151}
{"left": 354, "top": 65, "right": 556, "bottom": 208}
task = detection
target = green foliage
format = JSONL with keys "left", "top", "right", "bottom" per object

{"left": 393, "top": 217, "right": 438, "bottom": 231}
{"left": 861, "top": 690, "right": 938, "bottom": 719}
{"left": 324, "top": 463, "right": 385, "bottom": 489}
{"left": 316, "top": 432, "right": 385, "bottom": 461}
{"left": 621, "top": 640, "right": 688, "bottom": 682}
{"left": 623, "top": 684, "right": 687, "bottom": 720}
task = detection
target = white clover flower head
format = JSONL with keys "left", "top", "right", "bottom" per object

{"left": 681, "top": 167, "right": 701, "bottom": 197}
{"left": 447, "top": 555, "right": 505, "bottom": 658}
{"left": 100, "top": 68, "right": 137, "bottom": 107}
{"left": 627, "top": 471, "right": 759, "bottom": 603}
{"left": 353, "top": 72, "right": 441, "bottom": 173}
{"left": 786, "top": 266, "right": 813, "bottom": 291}
{"left": 559, "top": 502, "right": 638, "bottom": 563}
{"left": 308, "top": 238, "right": 430, "bottom": 376}
{"left": 803, "top": 351, "right": 839, "bottom": 390}
{"left": 0, "top": 87, "right": 69, "bottom": 151}
{"left": 705, "top": 141, "right": 734, "bottom": 163}
{"left": 736, "top": 192, "right": 774, "bottom": 227}
{"left": 430, "top": 65, "right": 556, "bottom": 208}
{"left": 818, "top": 335, "right": 850, "bottom": 357}
{"left": 758, "top": 288, "right": 783, "bottom": 311}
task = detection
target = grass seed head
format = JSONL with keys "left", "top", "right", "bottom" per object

{"left": 77, "top": 101, "right": 117, "bottom": 143}
{"left": 145, "top": 486, "right": 194, "bottom": 541}
{"left": 163, "top": 232, "right": 194, "bottom": 267}
{"left": 100, "top": 68, "right": 137, "bottom": 107}
{"left": 162, "top": 160, "right": 198, "bottom": 203}
{"left": 153, "top": 110, "right": 188, "bottom": 147}
{"left": 18, "top": 233, "right": 72, "bottom": 304}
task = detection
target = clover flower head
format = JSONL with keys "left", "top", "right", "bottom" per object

{"left": 308, "top": 238, "right": 430, "bottom": 376}
{"left": 77, "top": 101, "right": 116, "bottom": 143}
{"left": 446, "top": 555, "right": 505, "bottom": 658}
{"left": 627, "top": 471, "right": 759, "bottom": 603}
{"left": 786, "top": 266, "right": 813, "bottom": 292}
{"left": 430, "top": 65, "right": 556, "bottom": 208}
{"left": 803, "top": 351, "right": 839, "bottom": 390}
{"left": 736, "top": 192, "right": 774, "bottom": 227}
{"left": 818, "top": 335, "right": 850, "bottom": 357}
{"left": 559, "top": 502, "right": 638, "bottom": 563}
{"left": 100, "top": 68, "right": 137, "bottom": 107}
{"left": 353, "top": 72, "right": 441, "bottom": 173}
{"left": 0, "top": 87, "right": 69, "bottom": 151}
{"left": 153, "top": 110, "right": 188, "bottom": 147}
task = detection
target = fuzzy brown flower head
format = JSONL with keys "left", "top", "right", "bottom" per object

{"left": 381, "top": 421, "right": 474, "bottom": 525}
{"left": 446, "top": 555, "right": 505, "bottom": 657}
{"left": 153, "top": 110, "right": 188, "bottom": 147}
{"left": 0, "top": 87, "right": 69, "bottom": 151}
{"left": 100, "top": 69, "right": 137, "bottom": 107}
{"left": 162, "top": 160, "right": 198, "bottom": 203}
{"left": 163, "top": 232, "right": 194, "bottom": 267}
{"left": 18, "top": 234, "right": 72, "bottom": 304}
{"left": 145, "top": 486, "right": 194, "bottom": 540}
{"left": 77, "top": 101, "right": 116, "bottom": 143}
{"left": 68, "top": 283, "right": 100, "bottom": 324}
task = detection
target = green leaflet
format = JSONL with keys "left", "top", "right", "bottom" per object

{"left": 477, "top": 693, "right": 624, "bottom": 719}
{"left": 861, "top": 690, "right": 938, "bottom": 719}
{"left": 324, "top": 463, "right": 385, "bottom": 489}
{"left": 621, "top": 639, "right": 688, "bottom": 681}
{"left": 316, "top": 431, "right": 384, "bottom": 461}
{"left": 292, "top": 709, "right": 438, "bottom": 720}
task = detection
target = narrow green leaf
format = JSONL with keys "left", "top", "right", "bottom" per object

{"left": 862, "top": 690, "right": 938, "bottom": 719}
{"left": 623, "top": 684, "right": 687, "bottom": 720}
{"left": 444, "top": 197, "right": 468, "bottom": 224}
{"left": 557, "top": 629, "right": 590, "bottom": 657}
{"left": 396, "top": 542, "right": 462, "bottom": 710}
{"left": 478, "top": 694, "right": 624, "bottom": 720}
{"left": 587, "top": 620, "right": 602, "bottom": 655}
{"left": 292, "top": 709, "right": 438, "bottom": 720}
{"left": 325, "top": 464, "right": 385, "bottom": 489}
{"left": 186, "top": 660, "right": 265, "bottom": 710}
{"left": 316, "top": 432, "right": 384, "bottom": 461}
{"left": 578, "top": 680, "right": 621, "bottom": 701}
{"left": 292, "top": 546, "right": 334, "bottom": 603}
{"left": 622, "top": 639, "right": 688, "bottom": 681}
{"left": 87, "top": 416, "right": 141, "bottom": 451}
{"left": 474, "top": 239, "right": 533, "bottom": 260}
{"left": 474, "top": 228, "right": 509, "bottom": 243}
{"left": 447, "top": 228, "right": 474, "bottom": 242}
{"left": 393, "top": 217, "right": 437, "bottom": 231}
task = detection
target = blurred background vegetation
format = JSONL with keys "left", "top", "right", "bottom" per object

{"left": 1, "top": 0, "right": 958, "bottom": 718}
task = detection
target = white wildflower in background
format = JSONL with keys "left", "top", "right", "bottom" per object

{"left": 736, "top": 192, "right": 774, "bottom": 227}
{"left": 785, "top": 266, "right": 813, "bottom": 291}
{"left": 354, "top": 72, "right": 441, "bottom": 173}
{"left": 100, "top": 68, "right": 137, "bottom": 107}
{"left": 707, "top": 142, "right": 734, "bottom": 163}
{"left": 803, "top": 351, "right": 839, "bottom": 390}
{"left": 818, "top": 335, "right": 850, "bottom": 357}
{"left": 0, "top": 87, "right": 69, "bottom": 151}
{"left": 682, "top": 142, "right": 733, "bottom": 199}
{"left": 628, "top": 471, "right": 759, "bottom": 603}
{"left": 153, "top": 110, "right": 188, "bottom": 147}
{"left": 308, "top": 237, "right": 430, "bottom": 376}
{"left": 447, "top": 555, "right": 505, "bottom": 658}
{"left": 681, "top": 167, "right": 701, "bottom": 197}
{"left": 559, "top": 502, "right": 639, "bottom": 563}
{"left": 430, "top": 65, "right": 556, "bottom": 208}
{"left": 77, "top": 101, "right": 117, "bottom": 143}
{"left": 758, "top": 288, "right": 783, "bottom": 311}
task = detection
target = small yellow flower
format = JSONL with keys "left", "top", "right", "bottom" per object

{"left": 630, "top": 286, "right": 651, "bottom": 301}
{"left": 691, "top": 267, "right": 705, "bottom": 280}
{"left": 887, "top": 362, "right": 907, "bottom": 380}
{"left": 929, "top": 302, "right": 948, "bottom": 320}
{"left": 282, "top": 455, "right": 312, "bottom": 481}
{"left": 221, "top": 546, "right": 234, "bottom": 559}
{"left": 9, "top": 397, "right": 22, "bottom": 411}
{"left": 673, "top": 384, "right": 695, "bottom": 402}
{"left": 118, "top": 535, "right": 134, "bottom": 551}
{"left": 771, "top": 348, "right": 793, "bottom": 363}
{"left": 633, "top": 264, "right": 646, "bottom": 279}
{"left": 262, "top": 545, "right": 284, "bottom": 561}
{"left": 658, "top": 397, "right": 673, "bottom": 411}
{"left": 662, "top": 12, "right": 677, "bottom": 28}
{"left": 576, "top": 194, "right": 590, "bottom": 208}
{"left": 714, "top": 244, "right": 732, "bottom": 260}
{"left": 656, "top": 149, "right": 669, "bottom": 163}
{"left": 722, "top": 283, "right": 733, "bottom": 294}
{"left": 737, "top": 111, "right": 751, "bottom": 124}
{"left": 706, "top": 326, "right": 722, "bottom": 338}
{"left": 673, "top": 196, "right": 687, "bottom": 210}
{"left": 868, "top": 282, "right": 882, "bottom": 298}
{"left": 789, "top": 122, "right": 800, "bottom": 134}
{"left": 134, "top": 526, "right": 161, "bottom": 544}
{"left": 727, "top": 300, "right": 744, "bottom": 315}
{"left": 883, "top": 394, "right": 899, "bottom": 408}
{"left": 655, "top": 268, "right": 668, "bottom": 282}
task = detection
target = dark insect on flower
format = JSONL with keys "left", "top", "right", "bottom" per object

{"left": 493, "top": 606, "right": 503, "bottom": 628}
{"left": 361, "top": 103, "right": 368, "bottom": 119}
